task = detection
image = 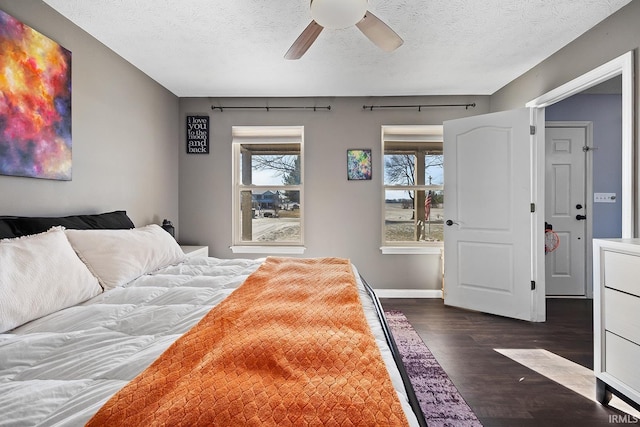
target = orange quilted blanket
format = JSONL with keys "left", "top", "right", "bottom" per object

{"left": 86, "top": 257, "right": 410, "bottom": 426}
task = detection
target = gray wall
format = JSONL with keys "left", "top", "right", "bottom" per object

{"left": 490, "top": 0, "right": 639, "bottom": 234}
{"left": 546, "top": 94, "right": 623, "bottom": 238}
{"left": 0, "top": 1, "right": 180, "bottom": 227}
{"left": 490, "top": 1, "right": 639, "bottom": 118}
{"left": 179, "top": 96, "right": 489, "bottom": 290}
{"left": 5, "top": 0, "right": 639, "bottom": 290}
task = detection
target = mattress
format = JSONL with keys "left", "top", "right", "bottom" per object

{"left": 0, "top": 256, "right": 420, "bottom": 426}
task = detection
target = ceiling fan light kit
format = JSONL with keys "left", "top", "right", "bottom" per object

{"left": 285, "top": 0, "right": 403, "bottom": 60}
{"left": 310, "top": 0, "right": 368, "bottom": 29}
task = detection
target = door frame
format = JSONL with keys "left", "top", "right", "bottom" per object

{"left": 526, "top": 51, "right": 634, "bottom": 239}
{"left": 545, "top": 121, "right": 594, "bottom": 298}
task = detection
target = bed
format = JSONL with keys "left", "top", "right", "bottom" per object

{"left": 0, "top": 211, "right": 426, "bottom": 426}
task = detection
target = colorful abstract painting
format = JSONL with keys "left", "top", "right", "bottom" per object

{"left": 0, "top": 9, "right": 72, "bottom": 180}
{"left": 347, "top": 149, "right": 372, "bottom": 180}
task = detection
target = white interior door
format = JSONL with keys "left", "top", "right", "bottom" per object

{"left": 545, "top": 126, "right": 587, "bottom": 296}
{"left": 443, "top": 108, "right": 545, "bottom": 322}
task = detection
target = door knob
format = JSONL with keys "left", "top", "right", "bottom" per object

{"left": 576, "top": 204, "right": 583, "bottom": 210}
{"left": 576, "top": 214, "right": 587, "bottom": 220}
{"left": 446, "top": 220, "right": 459, "bottom": 226}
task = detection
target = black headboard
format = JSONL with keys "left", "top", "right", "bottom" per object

{"left": 0, "top": 211, "right": 135, "bottom": 239}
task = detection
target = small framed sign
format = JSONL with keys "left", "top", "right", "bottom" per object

{"left": 186, "top": 115, "right": 209, "bottom": 154}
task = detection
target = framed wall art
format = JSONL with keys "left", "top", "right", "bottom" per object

{"left": 0, "top": 9, "right": 72, "bottom": 180}
{"left": 347, "top": 149, "right": 372, "bottom": 181}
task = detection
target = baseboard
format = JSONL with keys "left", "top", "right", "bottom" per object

{"left": 375, "top": 289, "right": 443, "bottom": 299}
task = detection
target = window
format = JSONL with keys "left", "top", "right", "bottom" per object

{"left": 231, "top": 126, "right": 304, "bottom": 252}
{"left": 382, "top": 125, "right": 444, "bottom": 250}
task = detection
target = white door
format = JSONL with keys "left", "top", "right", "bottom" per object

{"left": 443, "top": 108, "right": 545, "bottom": 322}
{"left": 545, "top": 126, "right": 587, "bottom": 296}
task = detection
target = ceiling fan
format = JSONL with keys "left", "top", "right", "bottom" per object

{"left": 285, "top": 0, "right": 403, "bottom": 60}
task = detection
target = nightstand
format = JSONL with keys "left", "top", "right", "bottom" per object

{"left": 180, "top": 245, "right": 209, "bottom": 258}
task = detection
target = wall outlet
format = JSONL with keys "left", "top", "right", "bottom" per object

{"left": 594, "top": 193, "right": 616, "bottom": 203}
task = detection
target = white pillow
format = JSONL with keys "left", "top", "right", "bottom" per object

{"left": 0, "top": 227, "right": 102, "bottom": 333}
{"left": 64, "top": 224, "right": 186, "bottom": 291}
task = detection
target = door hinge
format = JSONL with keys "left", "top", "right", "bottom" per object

{"left": 531, "top": 281, "right": 536, "bottom": 290}
{"left": 530, "top": 125, "right": 536, "bottom": 135}
{"left": 530, "top": 203, "right": 536, "bottom": 213}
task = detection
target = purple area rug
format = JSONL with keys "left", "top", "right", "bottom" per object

{"left": 385, "top": 310, "right": 483, "bottom": 427}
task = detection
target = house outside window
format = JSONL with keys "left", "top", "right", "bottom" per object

{"left": 382, "top": 125, "right": 444, "bottom": 253}
{"left": 231, "top": 126, "right": 304, "bottom": 253}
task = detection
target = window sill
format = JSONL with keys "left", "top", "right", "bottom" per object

{"left": 380, "top": 246, "right": 443, "bottom": 255}
{"left": 230, "top": 246, "right": 306, "bottom": 255}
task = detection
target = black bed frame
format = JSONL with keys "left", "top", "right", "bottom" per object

{"left": 362, "top": 276, "right": 428, "bottom": 427}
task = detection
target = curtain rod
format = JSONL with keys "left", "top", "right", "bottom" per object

{"left": 211, "top": 105, "right": 331, "bottom": 112}
{"left": 362, "top": 103, "right": 476, "bottom": 111}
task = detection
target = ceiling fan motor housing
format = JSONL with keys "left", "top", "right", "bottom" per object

{"left": 310, "top": 0, "right": 368, "bottom": 29}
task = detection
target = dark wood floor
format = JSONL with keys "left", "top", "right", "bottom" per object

{"left": 380, "top": 298, "right": 639, "bottom": 426}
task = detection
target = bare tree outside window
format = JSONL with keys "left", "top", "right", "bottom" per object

{"left": 383, "top": 138, "right": 444, "bottom": 244}
{"left": 253, "top": 155, "right": 301, "bottom": 205}
{"left": 235, "top": 142, "right": 303, "bottom": 245}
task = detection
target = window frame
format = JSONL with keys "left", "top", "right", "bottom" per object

{"left": 381, "top": 125, "right": 444, "bottom": 254}
{"left": 230, "top": 126, "right": 305, "bottom": 254}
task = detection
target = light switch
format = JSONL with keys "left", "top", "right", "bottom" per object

{"left": 594, "top": 193, "right": 616, "bottom": 203}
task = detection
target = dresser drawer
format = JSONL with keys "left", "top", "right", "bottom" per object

{"left": 604, "top": 288, "right": 640, "bottom": 345}
{"left": 605, "top": 331, "right": 640, "bottom": 392}
{"left": 603, "top": 250, "right": 640, "bottom": 297}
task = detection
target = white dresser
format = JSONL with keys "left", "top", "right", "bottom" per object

{"left": 593, "top": 239, "right": 640, "bottom": 407}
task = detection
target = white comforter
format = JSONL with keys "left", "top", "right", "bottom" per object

{"left": 0, "top": 257, "right": 418, "bottom": 426}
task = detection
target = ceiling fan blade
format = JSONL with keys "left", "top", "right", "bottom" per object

{"left": 355, "top": 10, "right": 403, "bottom": 52}
{"left": 285, "top": 21, "right": 324, "bottom": 60}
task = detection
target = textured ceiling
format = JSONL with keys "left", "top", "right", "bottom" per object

{"left": 42, "top": 0, "right": 632, "bottom": 97}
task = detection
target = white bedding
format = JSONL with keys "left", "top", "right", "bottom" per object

{"left": 0, "top": 256, "right": 418, "bottom": 427}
